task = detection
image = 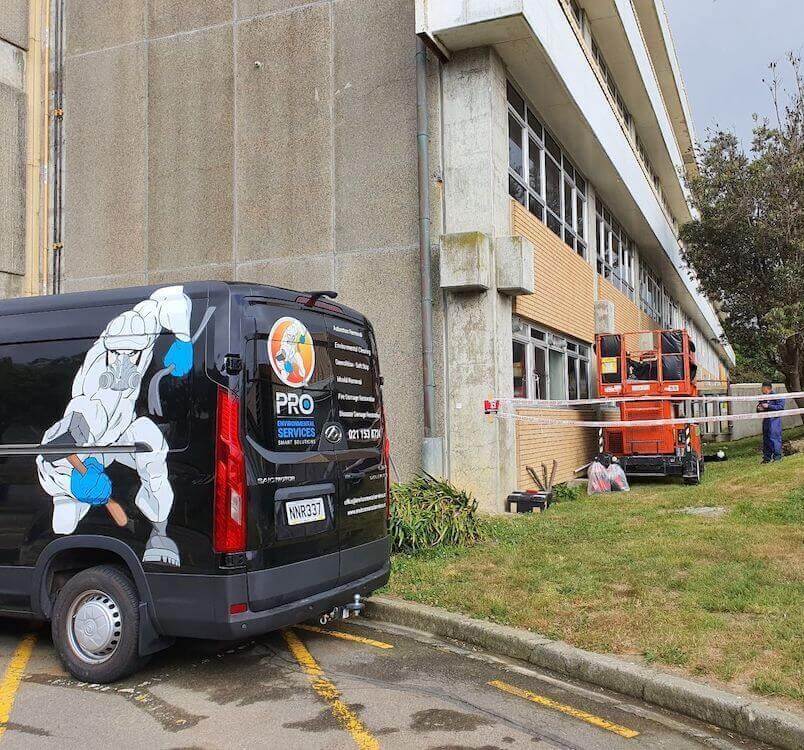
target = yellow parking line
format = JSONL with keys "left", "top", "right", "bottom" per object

{"left": 489, "top": 679, "right": 639, "bottom": 739}
{"left": 0, "top": 633, "right": 38, "bottom": 739}
{"left": 296, "top": 624, "right": 394, "bottom": 650}
{"left": 283, "top": 629, "right": 379, "bottom": 750}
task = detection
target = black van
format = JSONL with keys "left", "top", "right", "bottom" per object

{"left": 0, "top": 281, "right": 390, "bottom": 682}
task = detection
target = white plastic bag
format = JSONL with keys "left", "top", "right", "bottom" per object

{"left": 587, "top": 460, "right": 611, "bottom": 494}
{"left": 607, "top": 462, "right": 630, "bottom": 492}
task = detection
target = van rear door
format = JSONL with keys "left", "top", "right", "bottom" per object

{"left": 242, "top": 304, "right": 342, "bottom": 610}
{"left": 327, "top": 320, "right": 389, "bottom": 584}
{"left": 242, "top": 299, "right": 388, "bottom": 609}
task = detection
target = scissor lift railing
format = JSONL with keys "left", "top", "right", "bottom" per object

{"left": 595, "top": 329, "right": 704, "bottom": 484}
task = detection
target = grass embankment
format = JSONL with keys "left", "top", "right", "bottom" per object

{"left": 387, "top": 427, "right": 804, "bottom": 707}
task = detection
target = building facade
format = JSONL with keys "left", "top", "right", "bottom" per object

{"left": 1, "top": 0, "right": 734, "bottom": 511}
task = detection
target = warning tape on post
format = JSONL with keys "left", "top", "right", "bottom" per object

{"left": 483, "top": 398, "right": 804, "bottom": 429}
{"left": 484, "top": 390, "right": 804, "bottom": 410}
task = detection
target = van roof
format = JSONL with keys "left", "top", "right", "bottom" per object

{"left": 0, "top": 280, "right": 370, "bottom": 325}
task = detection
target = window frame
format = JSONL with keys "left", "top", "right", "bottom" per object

{"left": 639, "top": 264, "right": 662, "bottom": 321}
{"left": 507, "top": 81, "right": 587, "bottom": 259}
{"left": 512, "top": 318, "right": 590, "bottom": 401}
{"left": 595, "top": 200, "right": 636, "bottom": 299}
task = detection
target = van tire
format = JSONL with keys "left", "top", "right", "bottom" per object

{"left": 51, "top": 564, "right": 147, "bottom": 683}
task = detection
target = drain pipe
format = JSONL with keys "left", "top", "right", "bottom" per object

{"left": 416, "top": 37, "right": 441, "bottom": 475}
{"left": 50, "top": 0, "right": 65, "bottom": 294}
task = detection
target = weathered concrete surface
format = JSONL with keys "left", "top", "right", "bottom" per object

{"left": 147, "top": 0, "right": 232, "bottom": 38}
{"left": 367, "top": 595, "right": 804, "bottom": 750}
{"left": 0, "top": 40, "right": 26, "bottom": 285}
{"left": 0, "top": 268, "right": 24, "bottom": 298}
{"left": 61, "top": 272, "right": 147, "bottom": 294}
{"left": 440, "top": 231, "right": 492, "bottom": 291}
{"left": 0, "top": 615, "right": 771, "bottom": 749}
{"left": 65, "top": 0, "right": 146, "bottom": 56}
{"left": 0, "top": 0, "right": 28, "bottom": 50}
{"left": 237, "top": 255, "right": 333, "bottom": 293}
{"left": 236, "top": 0, "right": 313, "bottom": 20}
{"left": 64, "top": 43, "right": 147, "bottom": 279}
{"left": 440, "top": 46, "right": 516, "bottom": 512}
{"left": 236, "top": 5, "right": 333, "bottom": 262}
{"left": 332, "top": 0, "right": 418, "bottom": 253}
{"left": 495, "top": 235, "right": 535, "bottom": 295}
{"left": 147, "top": 25, "right": 234, "bottom": 270}
{"left": 595, "top": 299, "right": 615, "bottom": 334}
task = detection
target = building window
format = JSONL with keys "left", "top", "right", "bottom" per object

{"left": 507, "top": 81, "right": 587, "bottom": 258}
{"left": 570, "top": 0, "right": 584, "bottom": 31}
{"left": 595, "top": 201, "right": 635, "bottom": 299}
{"left": 512, "top": 318, "right": 590, "bottom": 400}
{"left": 639, "top": 265, "right": 662, "bottom": 321}
{"left": 512, "top": 340, "right": 528, "bottom": 398}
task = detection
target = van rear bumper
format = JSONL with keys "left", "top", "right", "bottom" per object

{"left": 147, "top": 557, "right": 390, "bottom": 640}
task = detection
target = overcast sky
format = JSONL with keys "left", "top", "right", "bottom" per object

{"left": 664, "top": 0, "right": 804, "bottom": 149}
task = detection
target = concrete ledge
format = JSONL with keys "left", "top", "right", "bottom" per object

{"left": 439, "top": 231, "right": 491, "bottom": 291}
{"left": 367, "top": 596, "right": 804, "bottom": 750}
{"left": 494, "top": 235, "right": 534, "bottom": 295}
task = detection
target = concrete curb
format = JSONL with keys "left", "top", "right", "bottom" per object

{"left": 366, "top": 596, "right": 804, "bottom": 750}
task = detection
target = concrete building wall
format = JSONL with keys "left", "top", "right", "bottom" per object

{"left": 0, "top": 1, "right": 28, "bottom": 300}
{"left": 60, "top": 0, "right": 427, "bottom": 480}
{"left": 0, "top": 0, "right": 28, "bottom": 51}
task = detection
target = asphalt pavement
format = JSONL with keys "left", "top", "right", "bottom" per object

{"left": 0, "top": 616, "right": 773, "bottom": 749}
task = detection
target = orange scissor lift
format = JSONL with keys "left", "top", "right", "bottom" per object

{"left": 596, "top": 329, "right": 704, "bottom": 484}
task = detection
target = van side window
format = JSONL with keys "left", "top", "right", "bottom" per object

{"left": 0, "top": 337, "right": 192, "bottom": 450}
{"left": 0, "top": 340, "right": 89, "bottom": 444}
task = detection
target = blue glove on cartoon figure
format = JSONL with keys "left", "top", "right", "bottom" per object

{"left": 164, "top": 339, "right": 193, "bottom": 377}
{"left": 70, "top": 458, "right": 112, "bottom": 506}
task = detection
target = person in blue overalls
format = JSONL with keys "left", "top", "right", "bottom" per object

{"left": 756, "top": 381, "right": 785, "bottom": 463}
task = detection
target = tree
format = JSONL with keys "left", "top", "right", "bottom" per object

{"left": 680, "top": 55, "right": 804, "bottom": 405}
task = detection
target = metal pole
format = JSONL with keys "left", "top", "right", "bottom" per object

{"left": 416, "top": 37, "right": 436, "bottom": 439}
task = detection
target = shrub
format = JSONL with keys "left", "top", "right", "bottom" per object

{"left": 390, "top": 475, "right": 481, "bottom": 553}
{"left": 552, "top": 483, "right": 582, "bottom": 502}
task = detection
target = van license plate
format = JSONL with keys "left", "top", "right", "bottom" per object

{"left": 286, "top": 497, "right": 326, "bottom": 526}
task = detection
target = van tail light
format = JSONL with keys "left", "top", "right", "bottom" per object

{"left": 214, "top": 387, "right": 247, "bottom": 554}
{"left": 381, "top": 405, "right": 391, "bottom": 519}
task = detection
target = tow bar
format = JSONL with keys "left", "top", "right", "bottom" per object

{"left": 319, "top": 594, "right": 364, "bottom": 626}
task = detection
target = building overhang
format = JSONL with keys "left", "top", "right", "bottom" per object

{"left": 631, "top": 0, "right": 699, "bottom": 177}
{"left": 417, "top": 0, "right": 734, "bottom": 366}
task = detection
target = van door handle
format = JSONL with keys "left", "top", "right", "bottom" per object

{"left": 344, "top": 470, "right": 367, "bottom": 481}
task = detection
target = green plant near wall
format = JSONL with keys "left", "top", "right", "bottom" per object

{"left": 390, "top": 475, "right": 482, "bottom": 553}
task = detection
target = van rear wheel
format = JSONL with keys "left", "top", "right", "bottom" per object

{"left": 52, "top": 565, "right": 146, "bottom": 683}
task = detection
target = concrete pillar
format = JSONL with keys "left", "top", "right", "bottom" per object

{"left": 439, "top": 47, "right": 517, "bottom": 513}
{"left": 0, "top": 13, "right": 27, "bottom": 300}
{"left": 595, "top": 300, "right": 615, "bottom": 334}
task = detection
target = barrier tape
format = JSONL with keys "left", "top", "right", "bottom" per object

{"left": 490, "top": 407, "right": 804, "bottom": 429}
{"left": 484, "top": 390, "right": 804, "bottom": 410}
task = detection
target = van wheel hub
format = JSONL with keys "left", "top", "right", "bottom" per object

{"left": 67, "top": 590, "right": 122, "bottom": 663}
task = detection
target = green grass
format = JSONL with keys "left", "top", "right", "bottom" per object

{"left": 387, "top": 427, "right": 804, "bottom": 707}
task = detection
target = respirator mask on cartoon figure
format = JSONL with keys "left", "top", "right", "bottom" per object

{"left": 99, "top": 349, "right": 143, "bottom": 391}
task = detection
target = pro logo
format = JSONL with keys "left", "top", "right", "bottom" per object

{"left": 275, "top": 392, "right": 315, "bottom": 416}
{"left": 268, "top": 317, "right": 315, "bottom": 388}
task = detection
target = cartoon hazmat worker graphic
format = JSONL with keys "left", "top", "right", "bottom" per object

{"left": 36, "top": 286, "right": 194, "bottom": 567}
{"left": 269, "top": 316, "right": 315, "bottom": 388}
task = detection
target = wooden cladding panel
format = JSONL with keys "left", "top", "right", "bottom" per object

{"left": 511, "top": 200, "right": 596, "bottom": 343}
{"left": 516, "top": 409, "right": 601, "bottom": 488}
{"left": 640, "top": 312, "right": 660, "bottom": 331}
{"left": 599, "top": 277, "right": 643, "bottom": 333}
